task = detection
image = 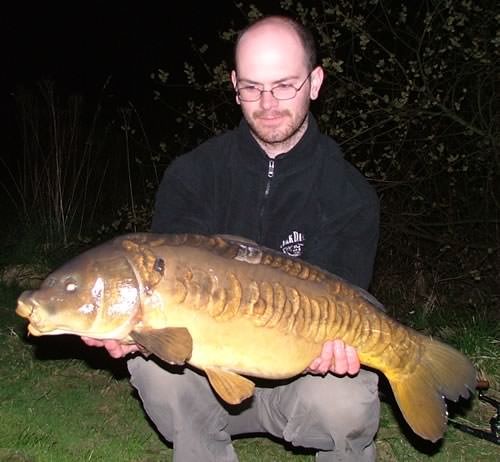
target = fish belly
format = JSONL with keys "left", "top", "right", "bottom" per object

{"left": 154, "top": 306, "right": 321, "bottom": 379}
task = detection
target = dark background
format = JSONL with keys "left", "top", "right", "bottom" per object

{"left": 1, "top": 2, "right": 245, "bottom": 101}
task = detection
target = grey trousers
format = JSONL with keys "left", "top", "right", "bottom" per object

{"left": 128, "top": 356, "right": 379, "bottom": 462}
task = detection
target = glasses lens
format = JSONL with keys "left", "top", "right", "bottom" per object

{"left": 272, "top": 86, "right": 297, "bottom": 100}
{"left": 238, "top": 88, "right": 260, "bottom": 101}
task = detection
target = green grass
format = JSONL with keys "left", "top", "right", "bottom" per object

{"left": 1, "top": 283, "right": 499, "bottom": 461}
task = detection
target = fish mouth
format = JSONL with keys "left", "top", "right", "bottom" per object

{"left": 16, "top": 300, "right": 51, "bottom": 336}
{"left": 17, "top": 298, "right": 131, "bottom": 339}
{"left": 27, "top": 323, "right": 44, "bottom": 336}
{"left": 16, "top": 298, "right": 35, "bottom": 319}
{"left": 26, "top": 323, "right": 79, "bottom": 337}
{"left": 16, "top": 297, "right": 57, "bottom": 336}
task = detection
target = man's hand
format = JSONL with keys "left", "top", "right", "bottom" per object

{"left": 81, "top": 337, "right": 140, "bottom": 358}
{"left": 307, "top": 339, "right": 360, "bottom": 376}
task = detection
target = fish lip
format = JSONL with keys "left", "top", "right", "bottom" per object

{"left": 16, "top": 299, "right": 35, "bottom": 319}
{"left": 16, "top": 298, "right": 53, "bottom": 335}
{"left": 27, "top": 323, "right": 44, "bottom": 336}
{"left": 26, "top": 324, "right": 73, "bottom": 336}
{"left": 25, "top": 323, "right": 102, "bottom": 337}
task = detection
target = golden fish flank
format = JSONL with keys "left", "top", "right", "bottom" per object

{"left": 16, "top": 232, "right": 477, "bottom": 443}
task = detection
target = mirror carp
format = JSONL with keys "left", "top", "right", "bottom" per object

{"left": 16, "top": 233, "right": 477, "bottom": 442}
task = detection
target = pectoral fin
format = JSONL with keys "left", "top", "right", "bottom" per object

{"left": 204, "top": 367, "right": 255, "bottom": 404}
{"left": 130, "top": 327, "right": 193, "bottom": 365}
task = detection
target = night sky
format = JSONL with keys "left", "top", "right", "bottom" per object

{"left": 2, "top": 2, "right": 246, "bottom": 99}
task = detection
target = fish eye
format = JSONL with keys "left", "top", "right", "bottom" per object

{"left": 65, "top": 279, "right": 78, "bottom": 292}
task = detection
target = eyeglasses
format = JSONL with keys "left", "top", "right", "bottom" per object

{"left": 236, "top": 69, "right": 313, "bottom": 102}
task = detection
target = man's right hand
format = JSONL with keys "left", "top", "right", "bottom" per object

{"left": 81, "top": 337, "right": 140, "bottom": 358}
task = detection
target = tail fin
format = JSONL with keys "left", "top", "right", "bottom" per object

{"left": 389, "top": 337, "right": 477, "bottom": 442}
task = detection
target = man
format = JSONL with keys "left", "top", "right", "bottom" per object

{"left": 84, "top": 15, "right": 380, "bottom": 461}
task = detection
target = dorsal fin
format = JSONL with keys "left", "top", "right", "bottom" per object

{"left": 216, "top": 234, "right": 258, "bottom": 245}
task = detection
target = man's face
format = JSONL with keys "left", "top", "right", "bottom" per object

{"left": 231, "top": 22, "right": 323, "bottom": 153}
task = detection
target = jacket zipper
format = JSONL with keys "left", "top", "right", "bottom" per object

{"left": 259, "top": 159, "right": 275, "bottom": 240}
{"left": 264, "top": 159, "right": 275, "bottom": 197}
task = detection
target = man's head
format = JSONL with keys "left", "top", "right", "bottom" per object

{"left": 231, "top": 16, "right": 324, "bottom": 157}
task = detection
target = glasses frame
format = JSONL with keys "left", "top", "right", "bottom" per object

{"left": 235, "top": 69, "right": 314, "bottom": 102}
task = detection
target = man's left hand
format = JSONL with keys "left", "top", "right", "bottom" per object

{"left": 307, "top": 339, "right": 360, "bottom": 376}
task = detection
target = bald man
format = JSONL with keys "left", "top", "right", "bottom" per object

{"left": 83, "top": 15, "right": 380, "bottom": 462}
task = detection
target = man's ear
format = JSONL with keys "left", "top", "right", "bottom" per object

{"left": 309, "top": 66, "right": 324, "bottom": 100}
{"left": 231, "top": 70, "right": 241, "bottom": 105}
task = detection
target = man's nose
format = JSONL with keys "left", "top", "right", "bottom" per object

{"left": 259, "top": 90, "right": 279, "bottom": 110}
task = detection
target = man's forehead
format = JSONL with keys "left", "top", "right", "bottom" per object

{"left": 235, "top": 23, "right": 307, "bottom": 78}
{"left": 237, "top": 21, "right": 304, "bottom": 56}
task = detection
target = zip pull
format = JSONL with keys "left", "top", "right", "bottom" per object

{"left": 264, "top": 160, "right": 275, "bottom": 198}
{"left": 267, "top": 160, "right": 275, "bottom": 178}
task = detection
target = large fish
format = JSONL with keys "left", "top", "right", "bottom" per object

{"left": 16, "top": 233, "right": 476, "bottom": 442}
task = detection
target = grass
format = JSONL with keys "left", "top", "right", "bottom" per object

{"left": 0, "top": 280, "right": 499, "bottom": 461}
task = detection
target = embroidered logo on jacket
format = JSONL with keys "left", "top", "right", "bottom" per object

{"left": 280, "top": 231, "right": 305, "bottom": 257}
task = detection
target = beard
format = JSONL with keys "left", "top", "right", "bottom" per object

{"left": 244, "top": 106, "right": 309, "bottom": 151}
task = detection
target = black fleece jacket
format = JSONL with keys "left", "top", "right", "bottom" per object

{"left": 152, "top": 114, "right": 380, "bottom": 289}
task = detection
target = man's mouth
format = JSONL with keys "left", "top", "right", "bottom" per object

{"left": 256, "top": 113, "right": 287, "bottom": 125}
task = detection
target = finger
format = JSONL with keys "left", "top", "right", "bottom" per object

{"left": 106, "top": 343, "right": 126, "bottom": 358}
{"left": 102, "top": 339, "right": 120, "bottom": 349}
{"left": 307, "top": 357, "right": 322, "bottom": 371}
{"left": 308, "top": 341, "right": 333, "bottom": 375}
{"left": 345, "top": 345, "right": 361, "bottom": 375}
{"left": 331, "top": 339, "right": 348, "bottom": 375}
{"left": 317, "top": 340, "right": 335, "bottom": 374}
{"left": 81, "top": 337, "right": 103, "bottom": 347}
{"left": 124, "top": 344, "right": 140, "bottom": 355}
{"left": 307, "top": 340, "right": 334, "bottom": 373}
{"left": 105, "top": 341, "right": 124, "bottom": 357}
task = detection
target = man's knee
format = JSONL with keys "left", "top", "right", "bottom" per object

{"left": 280, "top": 371, "right": 380, "bottom": 449}
{"left": 127, "top": 357, "right": 238, "bottom": 461}
{"left": 323, "top": 372, "right": 379, "bottom": 430}
{"left": 127, "top": 356, "right": 229, "bottom": 416}
{"left": 128, "top": 357, "right": 229, "bottom": 436}
{"left": 295, "top": 370, "right": 378, "bottom": 416}
{"left": 128, "top": 356, "right": 186, "bottom": 406}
